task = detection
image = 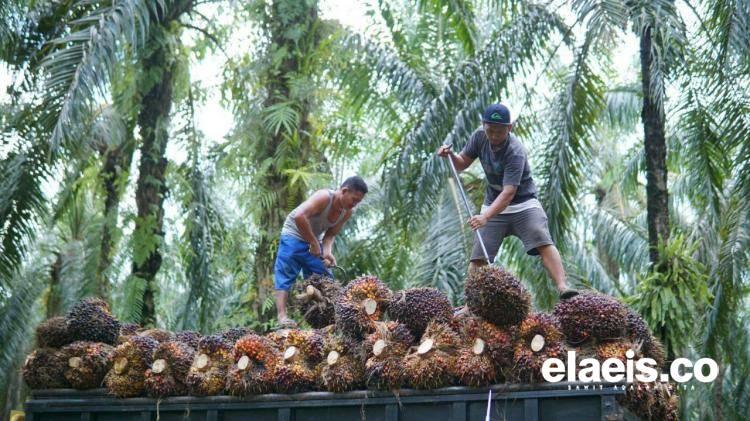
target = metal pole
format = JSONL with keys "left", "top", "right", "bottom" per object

{"left": 444, "top": 146, "right": 492, "bottom": 263}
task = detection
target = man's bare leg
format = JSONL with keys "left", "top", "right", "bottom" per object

{"left": 536, "top": 244, "right": 568, "bottom": 293}
{"left": 275, "top": 290, "right": 289, "bottom": 321}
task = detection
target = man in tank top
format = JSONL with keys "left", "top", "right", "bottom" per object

{"left": 274, "top": 176, "right": 368, "bottom": 328}
{"left": 437, "top": 103, "right": 578, "bottom": 301}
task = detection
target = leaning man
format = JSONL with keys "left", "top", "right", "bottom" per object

{"left": 273, "top": 176, "right": 368, "bottom": 328}
{"left": 437, "top": 103, "right": 577, "bottom": 300}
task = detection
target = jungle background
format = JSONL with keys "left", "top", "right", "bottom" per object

{"left": 1, "top": 0, "right": 748, "bottom": 419}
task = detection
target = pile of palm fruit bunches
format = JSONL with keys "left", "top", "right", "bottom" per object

{"left": 24, "top": 267, "right": 676, "bottom": 420}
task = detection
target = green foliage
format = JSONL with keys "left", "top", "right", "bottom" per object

{"left": 629, "top": 235, "right": 712, "bottom": 357}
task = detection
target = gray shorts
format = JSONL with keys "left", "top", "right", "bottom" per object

{"left": 470, "top": 206, "right": 554, "bottom": 261}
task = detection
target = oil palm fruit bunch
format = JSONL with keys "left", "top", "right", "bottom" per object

{"left": 618, "top": 381, "right": 679, "bottom": 421}
{"left": 137, "top": 328, "right": 174, "bottom": 343}
{"left": 454, "top": 342, "right": 498, "bottom": 387}
{"left": 334, "top": 275, "right": 391, "bottom": 339}
{"left": 104, "top": 335, "right": 159, "bottom": 397}
{"left": 186, "top": 335, "right": 233, "bottom": 396}
{"left": 279, "top": 329, "right": 326, "bottom": 366}
{"left": 403, "top": 321, "right": 460, "bottom": 389}
{"left": 36, "top": 316, "right": 71, "bottom": 348}
{"left": 553, "top": 292, "right": 628, "bottom": 344}
{"left": 464, "top": 266, "right": 531, "bottom": 328}
{"left": 23, "top": 348, "right": 69, "bottom": 389}
{"left": 270, "top": 329, "right": 326, "bottom": 393}
{"left": 318, "top": 333, "right": 365, "bottom": 392}
{"left": 363, "top": 321, "right": 414, "bottom": 390}
{"left": 387, "top": 288, "right": 453, "bottom": 339}
{"left": 271, "top": 359, "right": 318, "bottom": 394}
{"left": 595, "top": 339, "right": 641, "bottom": 363}
{"left": 512, "top": 313, "right": 565, "bottom": 383}
{"left": 117, "top": 323, "right": 142, "bottom": 344}
{"left": 226, "top": 334, "right": 280, "bottom": 396}
{"left": 624, "top": 308, "right": 665, "bottom": 366}
{"left": 452, "top": 313, "right": 517, "bottom": 371}
{"left": 175, "top": 330, "right": 202, "bottom": 349}
{"left": 144, "top": 341, "right": 195, "bottom": 397}
{"left": 220, "top": 327, "right": 252, "bottom": 344}
{"left": 66, "top": 298, "right": 120, "bottom": 345}
{"left": 60, "top": 341, "right": 114, "bottom": 389}
{"left": 294, "top": 274, "right": 342, "bottom": 328}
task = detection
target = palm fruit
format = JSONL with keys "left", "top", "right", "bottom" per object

{"left": 403, "top": 322, "right": 460, "bottom": 389}
{"left": 120, "top": 323, "right": 141, "bottom": 336}
{"left": 618, "top": 381, "right": 679, "bottom": 421}
{"left": 280, "top": 329, "right": 325, "bottom": 366}
{"left": 334, "top": 275, "right": 391, "bottom": 339}
{"left": 23, "top": 348, "right": 69, "bottom": 389}
{"left": 454, "top": 345, "right": 498, "bottom": 387}
{"left": 226, "top": 334, "right": 280, "bottom": 396}
{"left": 294, "top": 274, "right": 342, "bottom": 328}
{"left": 104, "top": 335, "right": 159, "bottom": 397}
{"left": 36, "top": 316, "right": 71, "bottom": 348}
{"left": 363, "top": 321, "right": 414, "bottom": 391}
{"left": 66, "top": 297, "right": 121, "bottom": 345}
{"left": 553, "top": 292, "right": 628, "bottom": 344}
{"left": 624, "top": 308, "right": 665, "bottom": 366}
{"left": 464, "top": 266, "right": 531, "bottom": 328}
{"left": 117, "top": 323, "right": 142, "bottom": 344}
{"left": 137, "top": 328, "right": 174, "bottom": 343}
{"left": 268, "top": 329, "right": 327, "bottom": 394}
{"left": 186, "top": 334, "right": 232, "bottom": 396}
{"left": 175, "top": 330, "right": 202, "bottom": 349}
{"left": 643, "top": 335, "right": 666, "bottom": 367}
{"left": 271, "top": 360, "right": 318, "bottom": 393}
{"left": 387, "top": 288, "right": 453, "bottom": 339}
{"left": 512, "top": 313, "right": 565, "bottom": 383}
{"left": 60, "top": 341, "right": 114, "bottom": 389}
{"left": 144, "top": 341, "right": 195, "bottom": 397}
{"left": 265, "top": 330, "right": 288, "bottom": 350}
{"left": 220, "top": 327, "right": 252, "bottom": 344}
{"left": 452, "top": 313, "right": 517, "bottom": 371}
{"left": 595, "top": 339, "right": 641, "bottom": 363}
{"left": 318, "top": 333, "right": 365, "bottom": 392}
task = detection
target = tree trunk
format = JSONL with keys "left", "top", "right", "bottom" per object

{"left": 640, "top": 25, "right": 670, "bottom": 264}
{"left": 46, "top": 252, "right": 63, "bottom": 318}
{"left": 97, "top": 131, "right": 135, "bottom": 300}
{"left": 131, "top": 28, "right": 175, "bottom": 327}
{"left": 252, "top": 0, "right": 321, "bottom": 323}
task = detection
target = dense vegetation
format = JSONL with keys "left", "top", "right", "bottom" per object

{"left": 1, "top": 0, "right": 748, "bottom": 419}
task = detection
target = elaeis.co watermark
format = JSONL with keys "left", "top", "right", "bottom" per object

{"left": 541, "top": 349, "right": 718, "bottom": 391}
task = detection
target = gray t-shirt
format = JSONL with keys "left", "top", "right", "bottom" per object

{"left": 461, "top": 129, "right": 538, "bottom": 206}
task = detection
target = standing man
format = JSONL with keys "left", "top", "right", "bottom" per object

{"left": 274, "top": 176, "right": 368, "bottom": 328}
{"left": 437, "top": 103, "right": 577, "bottom": 300}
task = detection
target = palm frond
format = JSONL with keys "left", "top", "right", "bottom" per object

{"left": 0, "top": 142, "right": 49, "bottom": 284}
{"left": 411, "top": 181, "right": 472, "bottom": 304}
{"left": 417, "top": 0, "right": 479, "bottom": 56}
{"left": 40, "top": 0, "right": 170, "bottom": 151}
{"left": 384, "top": 3, "right": 567, "bottom": 234}
{"left": 537, "top": 30, "right": 607, "bottom": 245}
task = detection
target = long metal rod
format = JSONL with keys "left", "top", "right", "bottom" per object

{"left": 445, "top": 147, "right": 492, "bottom": 263}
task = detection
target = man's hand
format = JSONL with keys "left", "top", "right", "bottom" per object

{"left": 468, "top": 214, "right": 489, "bottom": 230}
{"left": 309, "top": 242, "right": 322, "bottom": 257}
{"left": 322, "top": 252, "right": 336, "bottom": 267}
{"left": 436, "top": 145, "right": 453, "bottom": 158}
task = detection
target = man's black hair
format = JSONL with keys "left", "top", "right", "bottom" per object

{"left": 341, "top": 176, "right": 368, "bottom": 194}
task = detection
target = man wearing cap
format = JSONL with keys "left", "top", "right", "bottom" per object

{"left": 437, "top": 103, "right": 577, "bottom": 300}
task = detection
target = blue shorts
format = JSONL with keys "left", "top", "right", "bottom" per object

{"left": 273, "top": 234, "right": 332, "bottom": 291}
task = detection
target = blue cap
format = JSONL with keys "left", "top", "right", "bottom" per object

{"left": 482, "top": 103, "right": 512, "bottom": 125}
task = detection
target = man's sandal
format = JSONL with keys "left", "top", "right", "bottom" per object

{"left": 276, "top": 318, "right": 298, "bottom": 330}
{"left": 559, "top": 289, "right": 580, "bottom": 300}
